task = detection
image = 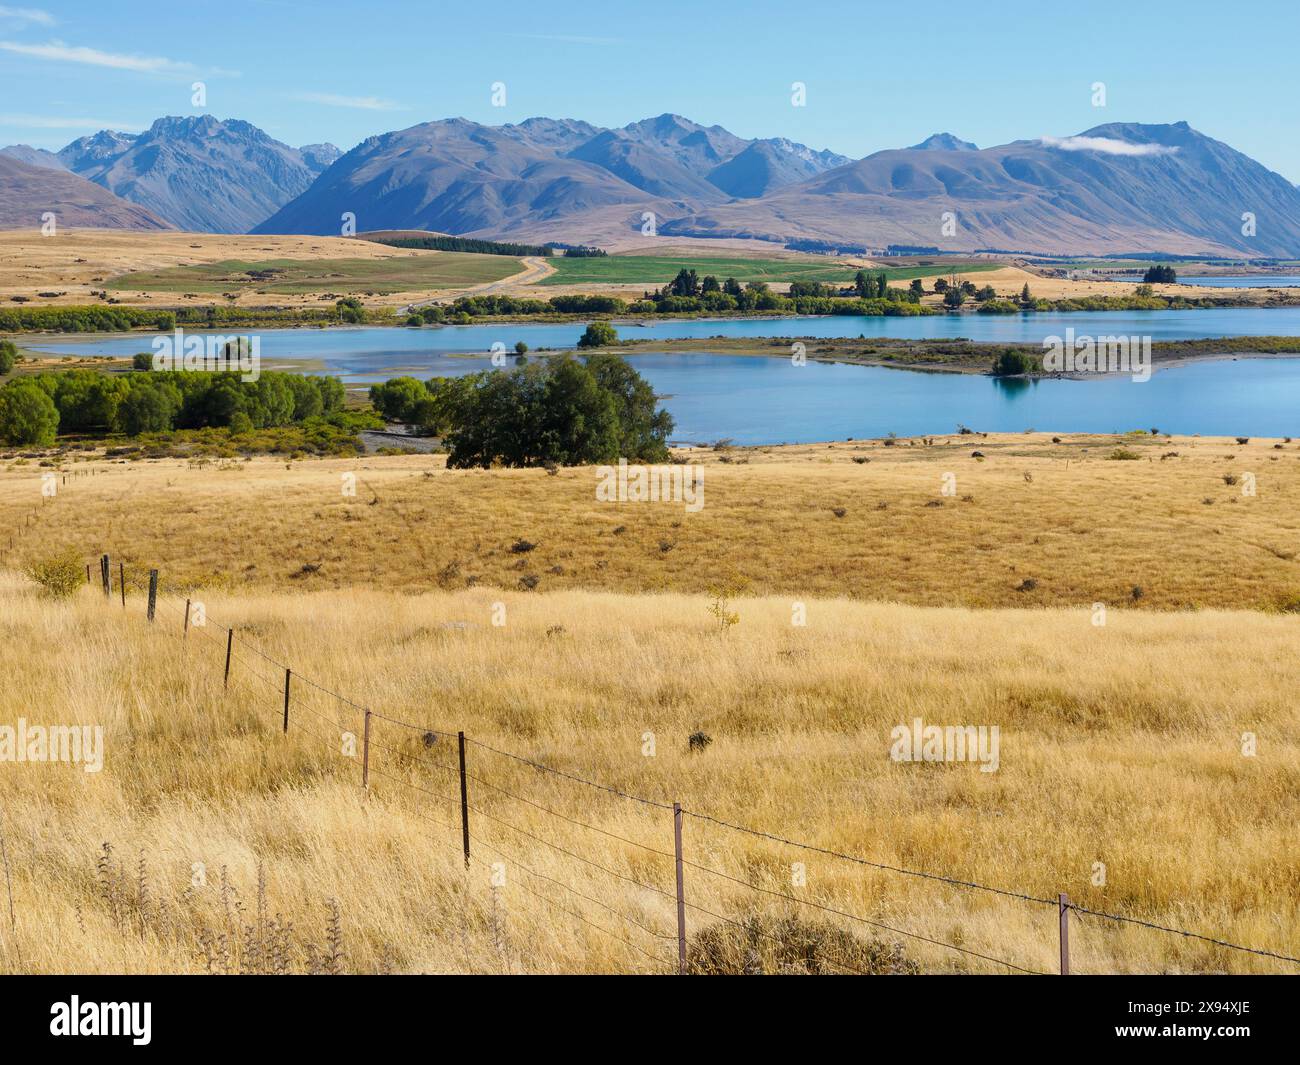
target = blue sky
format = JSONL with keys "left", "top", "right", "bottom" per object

{"left": 2, "top": 0, "right": 1298, "bottom": 181}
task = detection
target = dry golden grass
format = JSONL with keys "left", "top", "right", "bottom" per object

{"left": 6, "top": 432, "right": 1300, "bottom": 611}
{"left": 3, "top": 435, "right": 1298, "bottom": 974}
{"left": 0, "top": 228, "right": 529, "bottom": 309}
{"left": 940, "top": 265, "right": 1295, "bottom": 303}
{"left": 0, "top": 576, "right": 1296, "bottom": 974}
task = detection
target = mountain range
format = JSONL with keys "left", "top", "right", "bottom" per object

{"left": 252, "top": 113, "right": 852, "bottom": 238}
{"left": 5, "top": 113, "right": 1300, "bottom": 256}
{"left": 51, "top": 116, "right": 341, "bottom": 232}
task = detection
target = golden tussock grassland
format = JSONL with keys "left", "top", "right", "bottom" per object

{"left": 0, "top": 434, "right": 1297, "bottom": 974}
{"left": 4, "top": 432, "right": 1300, "bottom": 610}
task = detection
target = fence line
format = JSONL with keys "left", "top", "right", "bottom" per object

{"left": 83, "top": 560, "right": 1300, "bottom": 974}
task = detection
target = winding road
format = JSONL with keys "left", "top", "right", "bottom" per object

{"left": 403, "top": 255, "right": 556, "bottom": 312}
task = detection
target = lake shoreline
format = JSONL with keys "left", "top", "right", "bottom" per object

{"left": 610, "top": 335, "right": 1300, "bottom": 379}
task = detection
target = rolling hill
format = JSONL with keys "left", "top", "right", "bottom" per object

{"left": 0, "top": 154, "right": 170, "bottom": 231}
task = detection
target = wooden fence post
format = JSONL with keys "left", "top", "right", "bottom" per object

{"left": 674, "top": 802, "right": 687, "bottom": 975}
{"left": 458, "top": 731, "right": 470, "bottom": 869}
{"left": 1058, "top": 892, "right": 1071, "bottom": 975}
{"left": 119, "top": 562, "right": 125, "bottom": 608}
{"left": 362, "top": 710, "right": 372, "bottom": 791}
{"left": 146, "top": 570, "right": 158, "bottom": 621}
{"left": 183, "top": 598, "right": 191, "bottom": 639}
{"left": 223, "top": 629, "right": 233, "bottom": 690}
{"left": 282, "top": 669, "right": 291, "bottom": 733}
{"left": 100, "top": 555, "right": 110, "bottom": 598}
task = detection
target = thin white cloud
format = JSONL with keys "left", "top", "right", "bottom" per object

{"left": 1040, "top": 135, "right": 1176, "bottom": 157}
{"left": 0, "top": 39, "right": 191, "bottom": 73}
{"left": 0, "top": 112, "right": 144, "bottom": 130}
{"left": 0, "top": 5, "right": 54, "bottom": 26}
{"left": 290, "top": 91, "right": 403, "bottom": 111}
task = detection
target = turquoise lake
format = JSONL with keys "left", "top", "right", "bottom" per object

{"left": 25, "top": 310, "right": 1300, "bottom": 444}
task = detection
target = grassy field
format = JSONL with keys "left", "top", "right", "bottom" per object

{"left": 3, "top": 434, "right": 1298, "bottom": 974}
{"left": 7, "top": 433, "right": 1299, "bottom": 611}
{"left": 0, "top": 229, "right": 439, "bottom": 309}
{"left": 0, "top": 576, "right": 1295, "bottom": 974}
{"left": 538, "top": 254, "right": 998, "bottom": 288}
{"left": 106, "top": 254, "right": 524, "bottom": 296}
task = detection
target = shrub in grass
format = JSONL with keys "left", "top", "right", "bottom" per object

{"left": 27, "top": 547, "right": 84, "bottom": 599}
{"left": 687, "top": 913, "right": 917, "bottom": 975}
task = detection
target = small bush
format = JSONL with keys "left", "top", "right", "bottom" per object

{"left": 1108, "top": 448, "right": 1140, "bottom": 461}
{"left": 27, "top": 547, "right": 84, "bottom": 599}
{"left": 687, "top": 913, "right": 918, "bottom": 975}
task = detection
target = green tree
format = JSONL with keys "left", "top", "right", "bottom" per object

{"left": 584, "top": 352, "right": 674, "bottom": 462}
{"left": 286, "top": 375, "right": 324, "bottom": 421}
{"left": 49, "top": 371, "right": 129, "bottom": 432}
{"left": 416, "top": 376, "right": 473, "bottom": 436}
{"left": 369, "top": 377, "right": 427, "bottom": 421}
{"left": 253, "top": 375, "right": 296, "bottom": 427}
{"left": 114, "top": 378, "right": 182, "bottom": 434}
{"left": 668, "top": 268, "right": 700, "bottom": 298}
{"left": 0, "top": 379, "right": 59, "bottom": 445}
{"left": 991, "top": 349, "right": 1042, "bottom": 376}
{"left": 1143, "top": 265, "right": 1177, "bottom": 284}
{"left": 909, "top": 278, "right": 925, "bottom": 299}
{"left": 314, "top": 375, "right": 346, "bottom": 414}
{"left": 0, "top": 339, "right": 18, "bottom": 375}
{"left": 442, "top": 356, "right": 669, "bottom": 469}
{"left": 577, "top": 321, "right": 618, "bottom": 349}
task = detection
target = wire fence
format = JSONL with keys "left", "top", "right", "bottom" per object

{"left": 0, "top": 465, "right": 109, "bottom": 567}
{"left": 66, "top": 553, "right": 1300, "bottom": 975}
